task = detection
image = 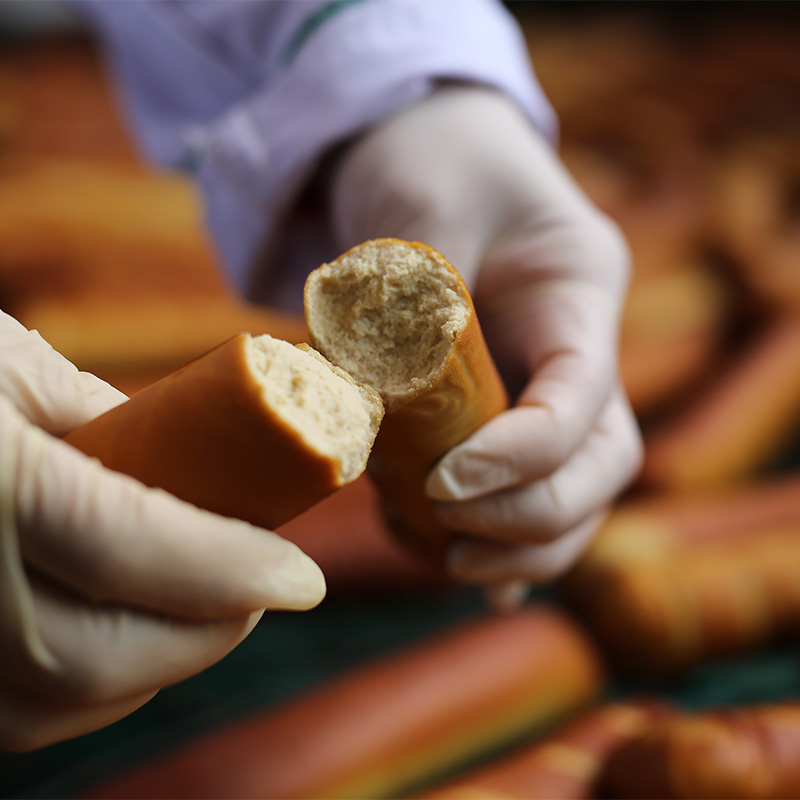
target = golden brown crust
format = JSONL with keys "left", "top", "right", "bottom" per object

{"left": 639, "top": 314, "right": 800, "bottom": 489}
{"left": 565, "top": 474, "right": 800, "bottom": 675}
{"left": 369, "top": 307, "right": 508, "bottom": 559}
{"left": 305, "top": 239, "right": 508, "bottom": 560}
{"left": 709, "top": 132, "right": 800, "bottom": 313}
{"left": 602, "top": 703, "right": 800, "bottom": 800}
{"left": 0, "top": 158, "right": 309, "bottom": 395}
{"left": 84, "top": 606, "right": 604, "bottom": 800}
{"left": 620, "top": 325, "right": 720, "bottom": 418}
{"left": 417, "top": 701, "right": 669, "bottom": 800}
{"left": 619, "top": 264, "right": 728, "bottom": 417}
{"left": 65, "top": 333, "right": 373, "bottom": 529}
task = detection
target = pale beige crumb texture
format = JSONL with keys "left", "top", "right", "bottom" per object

{"left": 306, "top": 241, "right": 469, "bottom": 404}
{"left": 245, "top": 334, "right": 383, "bottom": 483}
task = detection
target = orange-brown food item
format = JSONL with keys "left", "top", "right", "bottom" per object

{"left": 639, "top": 314, "right": 800, "bottom": 489}
{"left": 565, "top": 472, "right": 800, "bottom": 675}
{"left": 85, "top": 607, "right": 605, "bottom": 800}
{"left": 65, "top": 333, "right": 383, "bottom": 529}
{"left": 602, "top": 703, "right": 800, "bottom": 799}
{"left": 710, "top": 132, "right": 800, "bottom": 313}
{"left": 304, "top": 238, "right": 508, "bottom": 560}
{"left": 0, "top": 159, "right": 310, "bottom": 394}
{"left": 619, "top": 264, "right": 728, "bottom": 417}
{"left": 416, "top": 701, "right": 668, "bottom": 800}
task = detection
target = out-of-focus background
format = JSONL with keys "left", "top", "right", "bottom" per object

{"left": 2, "top": 2, "right": 800, "bottom": 798}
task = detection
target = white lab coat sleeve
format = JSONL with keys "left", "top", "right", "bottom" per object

{"left": 71, "top": 0, "right": 557, "bottom": 301}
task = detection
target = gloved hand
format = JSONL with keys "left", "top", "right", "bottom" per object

{"left": 0, "top": 312, "right": 325, "bottom": 751}
{"left": 331, "top": 86, "right": 642, "bottom": 596}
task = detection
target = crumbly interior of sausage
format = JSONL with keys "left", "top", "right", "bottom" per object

{"left": 246, "top": 335, "right": 383, "bottom": 483}
{"left": 304, "top": 241, "right": 469, "bottom": 406}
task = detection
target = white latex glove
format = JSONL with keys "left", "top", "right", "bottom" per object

{"left": 331, "top": 86, "right": 642, "bottom": 596}
{"left": 0, "top": 312, "right": 325, "bottom": 751}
